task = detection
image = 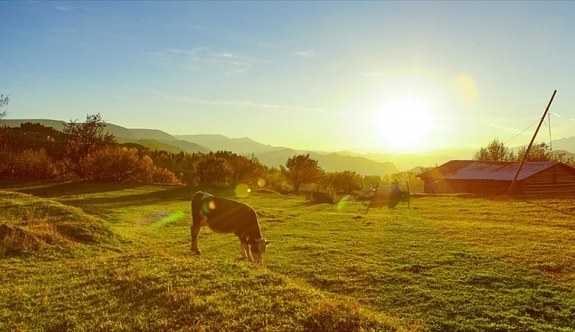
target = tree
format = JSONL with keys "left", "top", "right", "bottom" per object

{"left": 0, "top": 94, "right": 8, "bottom": 120}
{"left": 214, "top": 151, "right": 264, "bottom": 186}
{"left": 516, "top": 142, "right": 554, "bottom": 162}
{"left": 322, "top": 171, "right": 362, "bottom": 194}
{"left": 473, "top": 139, "right": 515, "bottom": 162}
{"left": 0, "top": 95, "right": 9, "bottom": 147}
{"left": 281, "top": 154, "right": 323, "bottom": 193}
{"left": 63, "top": 113, "right": 116, "bottom": 175}
{"left": 194, "top": 154, "right": 232, "bottom": 186}
{"left": 79, "top": 146, "right": 180, "bottom": 183}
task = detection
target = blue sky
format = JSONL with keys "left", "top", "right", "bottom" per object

{"left": 2, "top": 1, "right": 575, "bottom": 153}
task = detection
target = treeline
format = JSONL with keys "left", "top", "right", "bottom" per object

{"left": 473, "top": 139, "right": 575, "bottom": 165}
{"left": 0, "top": 114, "right": 415, "bottom": 197}
{"left": 0, "top": 116, "right": 178, "bottom": 183}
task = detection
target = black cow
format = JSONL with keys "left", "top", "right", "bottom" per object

{"left": 190, "top": 191, "right": 270, "bottom": 264}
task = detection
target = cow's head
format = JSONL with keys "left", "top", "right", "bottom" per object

{"left": 250, "top": 238, "right": 270, "bottom": 264}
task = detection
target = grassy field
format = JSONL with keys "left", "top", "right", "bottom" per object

{"left": 1, "top": 181, "right": 575, "bottom": 331}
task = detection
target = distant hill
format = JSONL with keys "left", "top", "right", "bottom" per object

{"left": 255, "top": 148, "right": 399, "bottom": 176}
{"left": 173, "top": 136, "right": 398, "bottom": 175}
{"left": 2, "top": 119, "right": 179, "bottom": 141}
{"left": 175, "top": 134, "right": 285, "bottom": 154}
{"left": 549, "top": 137, "right": 575, "bottom": 153}
{"left": 3, "top": 119, "right": 208, "bottom": 154}
{"left": 3, "top": 119, "right": 68, "bottom": 131}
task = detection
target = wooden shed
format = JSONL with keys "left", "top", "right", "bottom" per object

{"left": 417, "top": 160, "right": 575, "bottom": 195}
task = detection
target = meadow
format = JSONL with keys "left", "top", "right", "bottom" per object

{"left": 1, "top": 181, "right": 575, "bottom": 331}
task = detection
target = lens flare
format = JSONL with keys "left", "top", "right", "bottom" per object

{"left": 257, "top": 178, "right": 266, "bottom": 188}
{"left": 235, "top": 184, "right": 251, "bottom": 197}
{"left": 202, "top": 200, "right": 216, "bottom": 214}
{"left": 337, "top": 195, "right": 352, "bottom": 211}
{"left": 151, "top": 210, "right": 186, "bottom": 228}
{"left": 454, "top": 73, "right": 478, "bottom": 106}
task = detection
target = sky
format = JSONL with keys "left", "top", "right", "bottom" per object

{"left": 2, "top": 1, "right": 575, "bottom": 154}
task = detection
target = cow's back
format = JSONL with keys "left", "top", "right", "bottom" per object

{"left": 192, "top": 191, "right": 259, "bottom": 235}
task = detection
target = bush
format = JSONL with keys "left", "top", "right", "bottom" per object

{"left": 0, "top": 149, "right": 63, "bottom": 180}
{"left": 78, "top": 147, "right": 180, "bottom": 184}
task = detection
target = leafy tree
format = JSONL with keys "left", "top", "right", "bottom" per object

{"left": 263, "top": 166, "right": 292, "bottom": 193}
{"left": 281, "top": 154, "right": 324, "bottom": 193}
{"left": 79, "top": 146, "right": 180, "bottom": 183}
{"left": 63, "top": 113, "right": 116, "bottom": 175}
{"left": 473, "top": 139, "right": 515, "bottom": 162}
{"left": 516, "top": 142, "right": 554, "bottom": 162}
{"left": 322, "top": 171, "right": 362, "bottom": 194}
{"left": 216, "top": 151, "right": 264, "bottom": 186}
{"left": 0, "top": 149, "right": 62, "bottom": 180}
{"left": 194, "top": 154, "right": 232, "bottom": 186}
{"left": 362, "top": 175, "right": 382, "bottom": 191}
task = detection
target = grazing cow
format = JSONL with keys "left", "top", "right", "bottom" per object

{"left": 190, "top": 191, "right": 270, "bottom": 264}
{"left": 364, "top": 181, "right": 409, "bottom": 213}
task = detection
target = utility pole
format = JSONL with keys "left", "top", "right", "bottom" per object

{"left": 508, "top": 90, "right": 557, "bottom": 194}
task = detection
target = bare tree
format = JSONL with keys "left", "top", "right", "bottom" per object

{"left": 63, "top": 113, "right": 116, "bottom": 175}
{"left": 0, "top": 94, "right": 9, "bottom": 119}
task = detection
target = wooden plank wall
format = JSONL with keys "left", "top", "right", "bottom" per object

{"left": 523, "top": 166, "right": 575, "bottom": 195}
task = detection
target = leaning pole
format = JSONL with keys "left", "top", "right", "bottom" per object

{"left": 508, "top": 90, "right": 557, "bottom": 194}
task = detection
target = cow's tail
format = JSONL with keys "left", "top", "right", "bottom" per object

{"left": 191, "top": 191, "right": 203, "bottom": 225}
{"left": 190, "top": 191, "right": 205, "bottom": 254}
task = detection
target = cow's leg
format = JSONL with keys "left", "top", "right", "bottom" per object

{"left": 190, "top": 222, "right": 201, "bottom": 255}
{"left": 238, "top": 237, "right": 253, "bottom": 262}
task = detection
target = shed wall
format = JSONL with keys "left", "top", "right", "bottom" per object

{"left": 523, "top": 165, "right": 575, "bottom": 195}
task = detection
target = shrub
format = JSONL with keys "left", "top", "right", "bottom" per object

{"left": 79, "top": 147, "right": 180, "bottom": 184}
{"left": 0, "top": 149, "right": 62, "bottom": 180}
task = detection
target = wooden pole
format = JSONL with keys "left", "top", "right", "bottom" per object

{"left": 508, "top": 90, "right": 557, "bottom": 194}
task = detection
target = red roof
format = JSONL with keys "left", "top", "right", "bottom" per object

{"left": 418, "top": 160, "right": 569, "bottom": 181}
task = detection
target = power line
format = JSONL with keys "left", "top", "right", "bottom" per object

{"left": 547, "top": 112, "right": 552, "bottom": 149}
{"left": 504, "top": 118, "right": 539, "bottom": 146}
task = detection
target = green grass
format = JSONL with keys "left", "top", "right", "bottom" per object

{"left": 1, "top": 181, "right": 575, "bottom": 331}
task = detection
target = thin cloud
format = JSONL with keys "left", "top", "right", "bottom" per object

{"left": 55, "top": 5, "right": 71, "bottom": 12}
{"left": 360, "top": 72, "right": 387, "bottom": 78}
{"left": 153, "top": 91, "right": 326, "bottom": 114}
{"left": 294, "top": 50, "right": 317, "bottom": 58}
{"left": 147, "top": 48, "right": 267, "bottom": 75}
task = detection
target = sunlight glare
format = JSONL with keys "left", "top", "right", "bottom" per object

{"left": 373, "top": 96, "right": 436, "bottom": 152}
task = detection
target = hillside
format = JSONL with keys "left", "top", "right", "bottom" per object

{"left": 174, "top": 135, "right": 398, "bottom": 175}
{"left": 175, "top": 134, "right": 285, "bottom": 154}
{"left": 549, "top": 137, "right": 575, "bottom": 153}
{"left": 3, "top": 119, "right": 178, "bottom": 141}
{"left": 0, "top": 190, "right": 118, "bottom": 257}
{"left": 4, "top": 119, "right": 208, "bottom": 154}
{"left": 2, "top": 182, "right": 575, "bottom": 331}
{"left": 235, "top": 147, "right": 396, "bottom": 176}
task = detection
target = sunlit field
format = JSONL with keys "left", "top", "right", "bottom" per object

{"left": 1, "top": 181, "right": 575, "bottom": 331}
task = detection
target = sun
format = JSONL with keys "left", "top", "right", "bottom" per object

{"left": 372, "top": 96, "right": 436, "bottom": 152}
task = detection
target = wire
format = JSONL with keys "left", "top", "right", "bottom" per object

{"left": 504, "top": 118, "right": 540, "bottom": 145}
{"left": 547, "top": 112, "right": 552, "bottom": 150}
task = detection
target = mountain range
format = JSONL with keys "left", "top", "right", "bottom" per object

{"left": 5, "top": 119, "right": 575, "bottom": 174}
